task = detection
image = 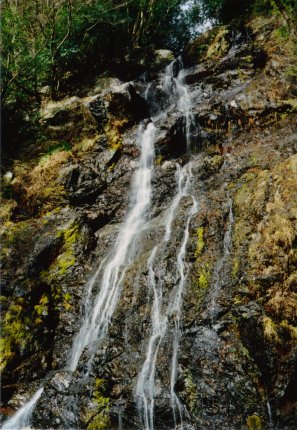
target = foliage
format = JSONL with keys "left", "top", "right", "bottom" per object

{"left": 2, "top": 0, "right": 296, "bottom": 110}
{"left": 1, "top": 0, "right": 198, "bottom": 106}
{"left": 246, "top": 415, "right": 263, "bottom": 430}
{"left": 201, "top": 0, "right": 297, "bottom": 23}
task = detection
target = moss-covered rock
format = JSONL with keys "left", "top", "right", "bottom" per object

{"left": 246, "top": 414, "right": 262, "bottom": 430}
{"left": 207, "top": 27, "right": 231, "bottom": 59}
{"left": 83, "top": 379, "right": 111, "bottom": 430}
{"left": 0, "top": 299, "right": 32, "bottom": 372}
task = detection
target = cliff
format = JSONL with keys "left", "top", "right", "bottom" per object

{"left": 1, "top": 14, "right": 297, "bottom": 430}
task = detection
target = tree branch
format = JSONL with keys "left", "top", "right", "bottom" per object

{"left": 82, "top": 0, "right": 134, "bottom": 41}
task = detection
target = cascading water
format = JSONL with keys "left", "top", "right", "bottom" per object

{"left": 67, "top": 120, "right": 156, "bottom": 372}
{"left": 167, "top": 59, "right": 198, "bottom": 429}
{"left": 136, "top": 58, "right": 199, "bottom": 430}
{"left": 136, "top": 164, "right": 194, "bottom": 430}
{"left": 2, "top": 57, "right": 197, "bottom": 430}
{"left": 1, "top": 388, "right": 44, "bottom": 430}
{"left": 136, "top": 246, "right": 167, "bottom": 430}
{"left": 1, "top": 105, "right": 156, "bottom": 430}
{"left": 267, "top": 400, "right": 273, "bottom": 428}
{"left": 170, "top": 190, "right": 199, "bottom": 428}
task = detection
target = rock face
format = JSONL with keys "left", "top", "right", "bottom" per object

{"left": 1, "top": 15, "right": 297, "bottom": 430}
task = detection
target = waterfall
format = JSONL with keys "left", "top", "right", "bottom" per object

{"left": 1, "top": 388, "right": 44, "bottom": 430}
{"left": 67, "top": 120, "right": 156, "bottom": 372}
{"left": 2, "top": 108, "right": 156, "bottom": 430}
{"left": 136, "top": 246, "right": 167, "bottom": 430}
{"left": 136, "top": 164, "right": 194, "bottom": 430}
{"left": 2, "top": 57, "right": 197, "bottom": 430}
{"left": 170, "top": 191, "right": 199, "bottom": 428}
{"left": 136, "top": 58, "right": 199, "bottom": 429}
{"left": 267, "top": 400, "right": 273, "bottom": 428}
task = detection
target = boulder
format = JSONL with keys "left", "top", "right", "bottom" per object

{"left": 27, "top": 234, "right": 63, "bottom": 276}
{"left": 40, "top": 96, "right": 97, "bottom": 140}
{"left": 152, "top": 49, "right": 175, "bottom": 69}
{"left": 104, "top": 83, "right": 150, "bottom": 123}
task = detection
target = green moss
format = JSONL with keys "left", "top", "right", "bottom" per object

{"left": 73, "top": 136, "right": 99, "bottom": 155}
{"left": 233, "top": 170, "right": 271, "bottom": 249}
{"left": 34, "top": 295, "right": 49, "bottom": 317}
{"left": 39, "top": 141, "right": 71, "bottom": 165}
{"left": 104, "top": 119, "right": 126, "bottom": 151}
{"left": 155, "top": 155, "right": 163, "bottom": 166}
{"left": 195, "top": 227, "right": 205, "bottom": 258}
{"left": 85, "top": 379, "right": 111, "bottom": 430}
{"left": 211, "top": 155, "right": 224, "bottom": 169}
{"left": 247, "top": 414, "right": 262, "bottom": 430}
{"left": 1, "top": 220, "right": 32, "bottom": 248}
{"left": 185, "top": 373, "right": 197, "bottom": 413}
{"left": 42, "top": 208, "right": 62, "bottom": 225}
{"left": 274, "top": 24, "right": 290, "bottom": 40}
{"left": 42, "top": 221, "right": 79, "bottom": 281}
{"left": 207, "top": 27, "right": 230, "bottom": 58}
{"left": 38, "top": 142, "right": 71, "bottom": 166}
{"left": 56, "top": 223, "right": 79, "bottom": 275}
{"left": 63, "top": 293, "right": 73, "bottom": 311}
{"left": 0, "top": 299, "right": 32, "bottom": 371}
{"left": 197, "top": 265, "right": 211, "bottom": 289}
{"left": 263, "top": 316, "right": 280, "bottom": 343}
{"left": 38, "top": 222, "right": 80, "bottom": 315}
{"left": 64, "top": 292, "right": 72, "bottom": 301}
{"left": 280, "top": 320, "right": 297, "bottom": 338}
{"left": 0, "top": 199, "right": 17, "bottom": 222}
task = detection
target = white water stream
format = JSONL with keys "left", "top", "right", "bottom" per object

{"left": 136, "top": 58, "right": 199, "bottom": 430}
{"left": 2, "top": 57, "right": 196, "bottom": 430}
{"left": 136, "top": 163, "right": 195, "bottom": 430}
{"left": 67, "top": 120, "right": 156, "bottom": 372}
{"left": 170, "top": 191, "right": 199, "bottom": 428}
{"left": 1, "top": 388, "right": 44, "bottom": 430}
{"left": 1, "top": 107, "right": 156, "bottom": 430}
{"left": 267, "top": 400, "right": 273, "bottom": 428}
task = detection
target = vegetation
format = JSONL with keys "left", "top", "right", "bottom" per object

{"left": 1, "top": 0, "right": 295, "bottom": 110}
{"left": 85, "top": 379, "right": 111, "bottom": 430}
{"left": 201, "top": 0, "right": 297, "bottom": 24}
{"left": 1, "top": 0, "right": 199, "bottom": 106}
{"left": 195, "top": 227, "right": 205, "bottom": 258}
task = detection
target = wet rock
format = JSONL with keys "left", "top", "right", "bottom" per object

{"left": 42, "top": 97, "right": 92, "bottom": 126}
{"left": 104, "top": 83, "right": 149, "bottom": 124}
{"left": 88, "top": 77, "right": 122, "bottom": 97}
{"left": 49, "top": 371, "right": 72, "bottom": 392}
{"left": 152, "top": 49, "right": 175, "bottom": 69}
{"left": 69, "top": 178, "right": 106, "bottom": 205}
{"left": 40, "top": 96, "right": 97, "bottom": 140}
{"left": 2, "top": 15, "right": 297, "bottom": 430}
{"left": 88, "top": 96, "right": 107, "bottom": 127}
{"left": 27, "top": 234, "right": 63, "bottom": 276}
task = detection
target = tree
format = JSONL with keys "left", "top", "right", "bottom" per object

{"left": 2, "top": 0, "right": 196, "bottom": 106}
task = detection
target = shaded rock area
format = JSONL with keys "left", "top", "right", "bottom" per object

{"left": 1, "top": 14, "right": 297, "bottom": 430}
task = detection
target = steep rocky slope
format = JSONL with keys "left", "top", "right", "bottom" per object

{"left": 1, "top": 15, "right": 296, "bottom": 430}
